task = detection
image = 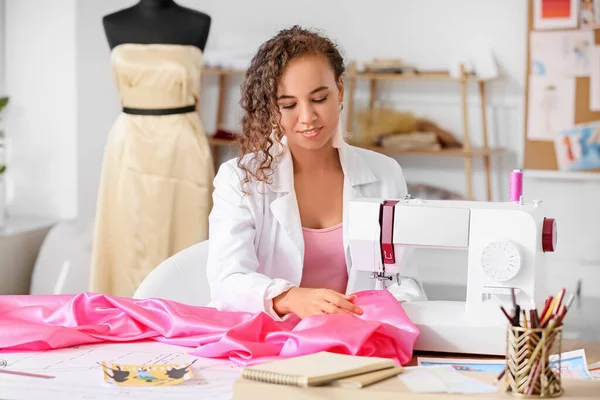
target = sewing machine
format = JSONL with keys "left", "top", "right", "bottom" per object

{"left": 347, "top": 196, "right": 557, "bottom": 355}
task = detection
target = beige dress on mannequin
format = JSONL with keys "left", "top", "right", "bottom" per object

{"left": 90, "top": 44, "right": 214, "bottom": 297}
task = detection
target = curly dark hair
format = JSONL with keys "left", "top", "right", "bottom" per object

{"left": 237, "top": 25, "right": 346, "bottom": 190}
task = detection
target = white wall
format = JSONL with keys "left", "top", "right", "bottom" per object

{"left": 75, "top": 0, "right": 126, "bottom": 218}
{"left": 189, "top": 0, "right": 526, "bottom": 203}
{"left": 3, "top": 0, "right": 600, "bottom": 297}
{"left": 0, "top": 0, "right": 5, "bottom": 94}
{"left": 71, "top": 0, "right": 527, "bottom": 218}
{"left": 4, "top": 0, "right": 78, "bottom": 219}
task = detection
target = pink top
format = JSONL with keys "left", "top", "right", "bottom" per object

{"left": 300, "top": 222, "right": 348, "bottom": 293}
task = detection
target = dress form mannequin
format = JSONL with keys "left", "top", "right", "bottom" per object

{"left": 103, "top": 0, "right": 211, "bottom": 50}
{"left": 90, "top": 0, "right": 215, "bottom": 297}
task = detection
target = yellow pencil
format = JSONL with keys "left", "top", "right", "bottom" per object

{"left": 523, "top": 318, "right": 558, "bottom": 375}
{"left": 543, "top": 297, "right": 557, "bottom": 321}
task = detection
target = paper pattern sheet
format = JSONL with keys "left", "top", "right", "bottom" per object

{"left": 530, "top": 30, "right": 595, "bottom": 77}
{"left": 527, "top": 75, "right": 576, "bottom": 141}
{"left": 399, "top": 366, "right": 497, "bottom": 394}
{"left": 0, "top": 341, "right": 241, "bottom": 400}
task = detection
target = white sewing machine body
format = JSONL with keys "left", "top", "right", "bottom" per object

{"left": 348, "top": 197, "right": 557, "bottom": 355}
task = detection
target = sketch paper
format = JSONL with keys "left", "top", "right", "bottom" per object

{"left": 101, "top": 360, "right": 195, "bottom": 386}
{"left": 527, "top": 75, "right": 576, "bottom": 141}
{"left": 530, "top": 30, "right": 595, "bottom": 77}
{"left": 534, "top": 0, "right": 580, "bottom": 30}
{"left": 590, "top": 46, "right": 600, "bottom": 111}
{"left": 549, "top": 349, "right": 593, "bottom": 379}
{"left": 580, "top": 0, "right": 600, "bottom": 28}
{"left": 554, "top": 121, "right": 600, "bottom": 171}
{"left": 589, "top": 361, "right": 600, "bottom": 379}
{"left": 418, "top": 349, "right": 593, "bottom": 380}
{"left": 417, "top": 358, "right": 505, "bottom": 374}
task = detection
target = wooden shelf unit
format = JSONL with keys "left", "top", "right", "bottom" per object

{"left": 204, "top": 67, "right": 246, "bottom": 76}
{"left": 207, "top": 136, "right": 502, "bottom": 157}
{"left": 202, "top": 67, "right": 244, "bottom": 172}
{"left": 203, "top": 63, "right": 504, "bottom": 200}
{"left": 343, "top": 62, "right": 504, "bottom": 201}
{"left": 349, "top": 70, "right": 491, "bottom": 82}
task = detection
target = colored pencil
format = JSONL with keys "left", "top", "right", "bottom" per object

{"left": 530, "top": 309, "right": 537, "bottom": 328}
{"left": 552, "top": 288, "right": 566, "bottom": 316}
{"left": 495, "top": 368, "right": 506, "bottom": 383}
{"left": 503, "top": 288, "right": 575, "bottom": 395}
{"left": 500, "top": 305, "right": 516, "bottom": 326}
{"left": 565, "top": 293, "right": 575, "bottom": 310}
{"left": 539, "top": 296, "right": 553, "bottom": 322}
{"left": 0, "top": 369, "right": 55, "bottom": 379}
{"left": 511, "top": 288, "right": 517, "bottom": 308}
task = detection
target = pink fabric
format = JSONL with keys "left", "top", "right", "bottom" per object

{"left": 300, "top": 223, "right": 348, "bottom": 293}
{"left": 0, "top": 290, "right": 419, "bottom": 366}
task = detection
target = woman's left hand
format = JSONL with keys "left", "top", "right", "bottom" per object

{"left": 273, "top": 287, "right": 363, "bottom": 318}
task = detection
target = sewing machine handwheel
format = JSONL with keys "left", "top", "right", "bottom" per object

{"left": 542, "top": 218, "right": 557, "bottom": 253}
{"left": 480, "top": 240, "right": 522, "bottom": 282}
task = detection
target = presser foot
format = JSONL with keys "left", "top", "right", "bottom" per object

{"left": 371, "top": 272, "right": 393, "bottom": 290}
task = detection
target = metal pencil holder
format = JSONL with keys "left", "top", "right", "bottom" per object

{"left": 505, "top": 324, "right": 563, "bottom": 398}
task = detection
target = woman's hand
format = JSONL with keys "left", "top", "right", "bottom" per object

{"left": 273, "top": 287, "right": 363, "bottom": 318}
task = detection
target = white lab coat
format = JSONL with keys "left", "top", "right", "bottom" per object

{"left": 206, "top": 137, "right": 426, "bottom": 318}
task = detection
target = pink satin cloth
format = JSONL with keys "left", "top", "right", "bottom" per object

{"left": 0, "top": 290, "right": 419, "bottom": 366}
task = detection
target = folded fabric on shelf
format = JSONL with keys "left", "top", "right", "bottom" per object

{"left": 203, "top": 48, "right": 254, "bottom": 70}
{"left": 378, "top": 132, "right": 442, "bottom": 151}
{"left": 354, "top": 107, "right": 462, "bottom": 149}
{"left": 0, "top": 290, "right": 419, "bottom": 367}
{"left": 212, "top": 128, "right": 238, "bottom": 141}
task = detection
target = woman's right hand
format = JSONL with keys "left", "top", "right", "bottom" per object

{"left": 272, "top": 287, "right": 363, "bottom": 318}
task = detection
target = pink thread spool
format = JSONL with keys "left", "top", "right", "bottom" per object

{"left": 510, "top": 169, "right": 523, "bottom": 202}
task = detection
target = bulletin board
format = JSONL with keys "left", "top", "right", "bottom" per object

{"left": 523, "top": 0, "right": 600, "bottom": 172}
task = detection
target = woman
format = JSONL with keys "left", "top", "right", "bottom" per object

{"left": 206, "top": 26, "right": 426, "bottom": 320}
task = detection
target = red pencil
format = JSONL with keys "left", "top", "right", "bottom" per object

{"left": 539, "top": 296, "right": 553, "bottom": 322}
{"left": 494, "top": 369, "right": 506, "bottom": 383}
{"left": 530, "top": 309, "right": 537, "bottom": 328}
{"left": 555, "top": 304, "right": 568, "bottom": 326}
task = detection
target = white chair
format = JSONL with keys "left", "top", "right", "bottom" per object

{"left": 133, "top": 240, "right": 211, "bottom": 306}
{"left": 29, "top": 218, "right": 94, "bottom": 295}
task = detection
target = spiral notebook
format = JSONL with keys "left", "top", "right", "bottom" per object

{"left": 241, "top": 352, "right": 397, "bottom": 388}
